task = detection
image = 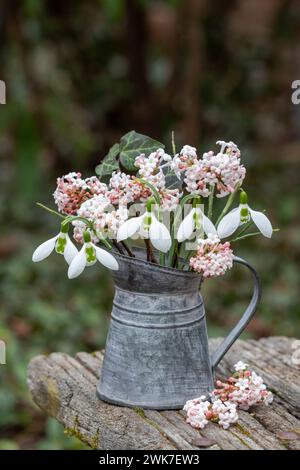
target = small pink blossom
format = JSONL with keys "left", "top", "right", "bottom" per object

{"left": 160, "top": 188, "right": 181, "bottom": 211}
{"left": 184, "top": 141, "right": 245, "bottom": 198}
{"left": 184, "top": 396, "right": 238, "bottom": 430}
{"left": 73, "top": 194, "right": 128, "bottom": 243}
{"left": 53, "top": 172, "right": 107, "bottom": 215}
{"left": 184, "top": 362, "right": 273, "bottom": 431}
{"left": 189, "top": 234, "right": 233, "bottom": 278}
{"left": 135, "top": 148, "right": 171, "bottom": 190}
{"left": 171, "top": 145, "right": 198, "bottom": 178}
{"left": 211, "top": 363, "right": 273, "bottom": 411}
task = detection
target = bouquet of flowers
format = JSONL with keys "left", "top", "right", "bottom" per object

{"left": 32, "top": 131, "right": 276, "bottom": 278}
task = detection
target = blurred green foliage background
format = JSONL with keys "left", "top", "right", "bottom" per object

{"left": 0, "top": 0, "right": 299, "bottom": 449}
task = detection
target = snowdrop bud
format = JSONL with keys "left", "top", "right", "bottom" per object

{"left": 55, "top": 222, "right": 70, "bottom": 255}
{"left": 146, "top": 197, "right": 156, "bottom": 212}
{"left": 83, "top": 230, "right": 92, "bottom": 243}
{"left": 60, "top": 222, "right": 69, "bottom": 233}
{"left": 239, "top": 190, "right": 248, "bottom": 204}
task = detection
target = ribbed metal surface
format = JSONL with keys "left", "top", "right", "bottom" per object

{"left": 97, "top": 249, "right": 261, "bottom": 410}
{"left": 97, "top": 251, "right": 213, "bottom": 409}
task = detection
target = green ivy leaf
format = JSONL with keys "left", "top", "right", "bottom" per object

{"left": 163, "top": 168, "right": 183, "bottom": 190}
{"left": 119, "top": 130, "right": 164, "bottom": 172}
{"left": 95, "top": 143, "right": 120, "bottom": 178}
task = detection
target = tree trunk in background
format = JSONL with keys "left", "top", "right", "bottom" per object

{"left": 180, "top": 0, "right": 207, "bottom": 145}
{"left": 124, "top": 0, "right": 157, "bottom": 135}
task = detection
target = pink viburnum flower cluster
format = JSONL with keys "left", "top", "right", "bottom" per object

{"left": 184, "top": 362, "right": 273, "bottom": 431}
{"left": 171, "top": 145, "right": 197, "bottom": 178}
{"left": 212, "top": 361, "right": 273, "bottom": 410}
{"left": 189, "top": 234, "right": 233, "bottom": 278}
{"left": 53, "top": 172, "right": 107, "bottom": 215}
{"left": 173, "top": 141, "right": 245, "bottom": 198}
{"left": 184, "top": 396, "right": 238, "bottom": 430}
{"left": 184, "top": 141, "right": 246, "bottom": 198}
{"left": 135, "top": 148, "right": 172, "bottom": 189}
{"left": 108, "top": 172, "right": 150, "bottom": 206}
{"left": 135, "top": 149, "right": 181, "bottom": 211}
{"left": 73, "top": 194, "right": 128, "bottom": 243}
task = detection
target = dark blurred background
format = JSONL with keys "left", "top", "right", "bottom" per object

{"left": 0, "top": 0, "right": 299, "bottom": 449}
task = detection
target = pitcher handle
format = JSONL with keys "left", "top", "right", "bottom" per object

{"left": 210, "top": 256, "right": 262, "bottom": 370}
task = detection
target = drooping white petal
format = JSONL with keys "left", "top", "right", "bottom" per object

{"left": 94, "top": 245, "right": 119, "bottom": 270}
{"left": 149, "top": 216, "right": 172, "bottom": 253}
{"left": 176, "top": 209, "right": 195, "bottom": 242}
{"left": 249, "top": 208, "right": 273, "bottom": 238}
{"left": 117, "top": 216, "right": 143, "bottom": 242}
{"left": 63, "top": 235, "right": 79, "bottom": 264}
{"left": 202, "top": 212, "right": 217, "bottom": 236}
{"left": 217, "top": 207, "right": 241, "bottom": 239}
{"left": 32, "top": 235, "right": 58, "bottom": 262}
{"left": 68, "top": 245, "right": 87, "bottom": 279}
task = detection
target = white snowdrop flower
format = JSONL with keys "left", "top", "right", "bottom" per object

{"left": 217, "top": 191, "right": 273, "bottom": 239}
{"left": 32, "top": 224, "right": 78, "bottom": 265}
{"left": 117, "top": 199, "right": 171, "bottom": 253}
{"left": 176, "top": 202, "right": 217, "bottom": 242}
{"left": 68, "top": 231, "right": 118, "bottom": 279}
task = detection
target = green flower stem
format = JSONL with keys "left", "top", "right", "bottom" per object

{"left": 62, "top": 215, "right": 91, "bottom": 227}
{"left": 179, "top": 248, "right": 196, "bottom": 270}
{"left": 208, "top": 185, "right": 215, "bottom": 220}
{"left": 216, "top": 187, "right": 239, "bottom": 226}
{"left": 172, "top": 242, "right": 181, "bottom": 268}
{"left": 232, "top": 220, "right": 254, "bottom": 239}
{"left": 99, "top": 235, "right": 112, "bottom": 250}
{"left": 230, "top": 228, "right": 279, "bottom": 243}
{"left": 171, "top": 130, "right": 176, "bottom": 156}
{"left": 36, "top": 202, "right": 64, "bottom": 219}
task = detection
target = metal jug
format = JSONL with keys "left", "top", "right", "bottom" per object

{"left": 97, "top": 249, "right": 261, "bottom": 410}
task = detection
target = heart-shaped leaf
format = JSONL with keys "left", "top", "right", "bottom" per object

{"left": 95, "top": 143, "right": 120, "bottom": 178}
{"left": 163, "top": 167, "right": 183, "bottom": 190}
{"left": 119, "top": 130, "right": 164, "bottom": 172}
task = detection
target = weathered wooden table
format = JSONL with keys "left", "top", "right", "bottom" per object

{"left": 27, "top": 337, "right": 300, "bottom": 450}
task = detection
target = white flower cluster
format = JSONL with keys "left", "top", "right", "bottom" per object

{"left": 108, "top": 172, "right": 134, "bottom": 205}
{"left": 134, "top": 149, "right": 181, "bottom": 211}
{"left": 184, "top": 395, "right": 238, "bottom": 430}
{"left": 135, "top": 148, "right": 172, "bottom": 190}
{"left": 171, "top": 145, "right": 197, "bottom": 178}
{"left": 184, "top": 362, "right": 273, "bottom": 431}
{"left": 189, "top": 234, "right": 233, "bottom": 278}
{"left": 183, "top": 141, "right": 245, "bottom": 198}
{"left": 73, "top": 194, "right": 128, "bottom": 243}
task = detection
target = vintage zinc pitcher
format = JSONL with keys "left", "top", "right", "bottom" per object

{"left": 97, "top": 248, "right": 261, "bottom": 410}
